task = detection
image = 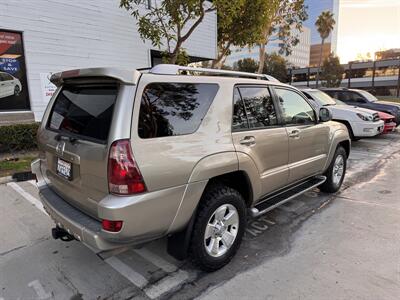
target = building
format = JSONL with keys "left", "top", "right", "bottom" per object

{"left": 226, "top": 26, "right": 311, "bottom": 68}
{"left": 309, "top": 43, "right": 332, "bottom": 67}
{"left": 304, "top": 0, "right": 339, "bottom": 50}
{"left": 0, "top": 1, "right": 217, "bottom": 123}
{"left": 288, "top": 58, "right": 400, "bottom": 97}
{"left": 375, "top": 49, "right": 400, "bottom": 61}
{"left": 305, "top": 0, "right": 400, "bottom": 64}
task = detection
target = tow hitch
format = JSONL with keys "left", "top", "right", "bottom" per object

{"left": 51, "top": 227, "right": 75, "bottom": 242}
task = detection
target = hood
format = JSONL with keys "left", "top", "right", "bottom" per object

{"left": 369, "top": 101, "right": 400, "bottom": 112}
{"left": 333, "top": 105, "right": 377, "bottom": 116}
{"left": 377, "top": 111, "right": 395, "bottom": 120}
{"left": 377, "top": 101, "right": 400, "bottom": 109}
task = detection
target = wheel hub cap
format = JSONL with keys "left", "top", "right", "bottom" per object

{"left": 204, "top": 204, "right": 239, "bottom": 258}
{"left": 332, "top": 155, "right": 344, "bottom": 185}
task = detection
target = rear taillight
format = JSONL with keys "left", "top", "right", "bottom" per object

{"left": 102, "top": 219, "right": 123, "bottom": 232}
{"left": 108, "top": 139, "right": 146, "bottom": 195}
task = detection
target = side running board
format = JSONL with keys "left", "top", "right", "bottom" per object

{"left": 250, "top": 175, "right": 326, "bottom": 218}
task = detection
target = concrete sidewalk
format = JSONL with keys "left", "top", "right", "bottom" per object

{"left": 199, "top": 153, "right": 400, "bottom": 300}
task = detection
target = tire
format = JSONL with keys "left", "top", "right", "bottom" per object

{"left": 189, "top": 184, "right": 246, "bottom": 272}
{"left": 14, "top": 85, "right": 21, "bottom": 96}
{"left": 320, "top": 146, "right": 347, "bottom": 193}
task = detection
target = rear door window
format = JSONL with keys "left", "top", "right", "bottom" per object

{"left": 47, "top": 84, "right": 118, "bottom": 143}
{"left": 238, "top": 86, "right": 278, "bottom": 128}
{"left": 138, "top": 83, "right": 218, "bottom": 138}
{"left": 232, "top": 88, "right": 249, "bottom": 131}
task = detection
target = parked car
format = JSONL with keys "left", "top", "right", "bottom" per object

{"left": 301, "top": 88, "right": 384, "bottom": 141}
{"left": 32, "top": 65, "right": 350, "bottom": 271}
{"left": 376, "top": 111, "right": 396, "bottom": 134}
{"left": 321, "top": 88, "right": 400, "bottom": 126}
{"left": 0, "top": 71, "right": 22, "bottom": 98}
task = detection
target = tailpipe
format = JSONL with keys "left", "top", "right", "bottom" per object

{"left": 51, "top": 227, "right": 75, "bottom": 242}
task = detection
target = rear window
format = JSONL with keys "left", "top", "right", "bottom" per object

{"left": 138, "top": 83, "right": 219, "bottom": 138}
{"left": 47, "top": 84, "right": 118, "bottom": 143}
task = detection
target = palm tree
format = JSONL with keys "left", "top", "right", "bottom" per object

{"left": 315, "top": 11, "right": 335, "bottom": 88}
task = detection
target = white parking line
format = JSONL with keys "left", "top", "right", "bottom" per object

{"left": 28, "top": 180, "right": 37, "bottom": 188}
{"left": 134, "top": 248, "right": 178, "bottom": 273}
{"left": 7, "top": 182, "right": 47, "bottom": 215}
{"left": 105, "top": 256, "right": 149, "bottom": 289}
{"left": 144, "top": 270, "right": 189, "bottom": 299}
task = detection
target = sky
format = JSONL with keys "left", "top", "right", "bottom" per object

{"left": 336, "top": 0, "right": 400, "bottom": 62}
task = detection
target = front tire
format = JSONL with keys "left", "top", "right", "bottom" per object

{"left": 189, "top": 184, "right": 246, "bottom": 272}
{"left": 14, "top": 85, "right": 21, "bottom": 96}
{"left": 320, "top": 146, "right": 347, "bottom": 193}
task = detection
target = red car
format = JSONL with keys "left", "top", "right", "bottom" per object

{"left": 377, "top": 111, "right": 396, "bottom": 133}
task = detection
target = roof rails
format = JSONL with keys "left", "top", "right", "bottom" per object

{"left": 148, "top": 64, "right": 280, "bottom": 82}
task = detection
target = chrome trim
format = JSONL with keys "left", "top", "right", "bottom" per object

{"left": 250, "top": 175, "right": 326, "bottom": 218}
{"left": 149, "top": 64, "right": 280, "bottom": 81}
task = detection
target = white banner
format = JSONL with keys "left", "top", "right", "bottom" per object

{"left": 40, "top": 72, "right": 57, "bottom": 103}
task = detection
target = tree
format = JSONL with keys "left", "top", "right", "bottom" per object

{"left": 262, "top": 53, "right": 288, "bottom": 82}
{"left": 212, "top": 0, "right": 271, "bottom": 69}
{"left": 315, "top": 10, "right": 335, "bottom": 87}
{"left": 233, "top": 58, "right": 258, "bottom": 73}
{"left": 257, "top": 0, "right": 308, "bottom": 74}
{"left": 120, "top": 0, "right": 217, "bottom": 64}
{"left": 233, "top": 53, "right": 288, "bottom": 82}
{"left": 321, "top": 53, "right": 343, "bottom": 87}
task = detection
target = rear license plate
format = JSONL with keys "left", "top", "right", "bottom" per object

{"left": 56, "top": 158, "right": 72, "bottom": 180}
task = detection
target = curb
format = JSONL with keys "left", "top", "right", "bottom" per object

{"left": 0, "top": 176, "right": 15, "bottom": 185}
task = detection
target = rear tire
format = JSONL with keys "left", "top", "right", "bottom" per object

{"left": 320, "top": 146, "right": 347, "bottom": 193}
{"left": 189, "top": 184, "right": 246, "bottom": 272}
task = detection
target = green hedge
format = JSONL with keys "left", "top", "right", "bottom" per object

{"left": 0, "top": 123, "right": 40, "bottom": 153}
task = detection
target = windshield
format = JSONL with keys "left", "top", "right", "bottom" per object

{"left": 357, "top": 90, "right": 378, "bottom": 102}
{"left": 308, "top": 90, "right": 336, "bottom": 106}
{"left": 334, "top": 99, "right": 347, "bottom": 106}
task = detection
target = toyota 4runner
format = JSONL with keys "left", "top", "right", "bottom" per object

{"left": 32, "top": 65, "right": 350, "bottom": 271}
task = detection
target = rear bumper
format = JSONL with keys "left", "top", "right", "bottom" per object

{"left": 31, "top": 158, "right": 189, "bottom": 252}
{"left": 38, "top": 186, "right": 119, "bottom": 252}
{"left": 351, "top": 120, "right": 384, "bottom": 137}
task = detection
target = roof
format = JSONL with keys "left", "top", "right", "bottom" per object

{"left": 49, "top": 64, "right": 287, "bottom": 87}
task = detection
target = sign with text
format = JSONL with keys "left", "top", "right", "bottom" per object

{"left": 40, "top": 73, "right": 57, "bottom": 104}
{"left": 0, "top": 30, "right": 30, "bottom": 111}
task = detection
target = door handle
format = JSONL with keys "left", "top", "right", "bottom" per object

{"left": 239, "top": 136, "right": 256, "bottom": 146}
{"left": 288, "top": 129, "right": 300, "bottom": 138}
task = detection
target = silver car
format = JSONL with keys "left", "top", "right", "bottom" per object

{"left": 32, "top": 65, "right": 350, "bottom": 271}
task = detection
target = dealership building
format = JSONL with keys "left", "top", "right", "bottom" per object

{"left": 0, "top": 1, "right": 217, "bottom": 124}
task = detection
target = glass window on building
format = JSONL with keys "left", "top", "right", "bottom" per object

{"left": 351, "top": 67, "right": 373, "bottom": 79}
{"left": 0, "top": 30, "right": 30, "bottom": 111}
{"left": 375, "top": 65, "right": 399, "bottom": 78}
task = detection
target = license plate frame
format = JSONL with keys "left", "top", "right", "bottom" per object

{"left": 56, "top": 158, "right": 72, "bottom": 180}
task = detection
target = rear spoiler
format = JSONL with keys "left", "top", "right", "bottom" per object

{"left": 50, "top": 67, "right": 141, "bottom": 87}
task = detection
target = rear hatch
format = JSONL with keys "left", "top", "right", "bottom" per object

{"left": 38, "top": 69, "right": 139, "bottom": 219}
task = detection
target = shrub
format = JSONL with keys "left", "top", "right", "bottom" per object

{"left": 0, "top": 123, "right": 40, "bottom": 153}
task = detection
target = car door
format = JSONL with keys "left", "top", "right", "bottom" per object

{"left": 231, "top": 85, "right": 289, "bottom": 198}
{"left": 273, "top": 87, "right": 330, "bottom": 183}
{"left": 3, "top": 73, "right": 15, "bottom": 96}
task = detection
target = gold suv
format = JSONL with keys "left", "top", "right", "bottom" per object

{"left": 32, "top": 65, "right": 350, "bottom": 271}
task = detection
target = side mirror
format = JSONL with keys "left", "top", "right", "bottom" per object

{"left": 319, "top": 107, "right": 332, "bottom": 122}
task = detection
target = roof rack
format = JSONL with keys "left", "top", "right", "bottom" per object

{"left": 148, "top": 64, "right": 279, "bottom": 82}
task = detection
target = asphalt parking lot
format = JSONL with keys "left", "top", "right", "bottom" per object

{"left": 1, "top": 131, "right": 399, "bottom": 300}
